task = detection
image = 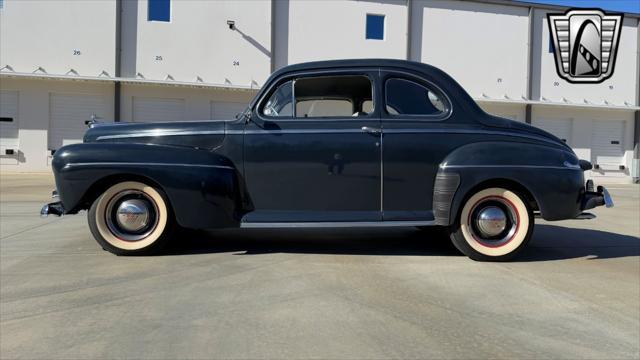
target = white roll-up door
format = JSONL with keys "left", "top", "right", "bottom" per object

{"left": 592, "top": 119, "right": 625, "bottom": 170}
{"left": 532, "top": 118, "right": 572, "bottom": 144}
{"left": 210, "top": 101, "right": 248, "bottom": 120}
{"left": 0, "top": 90, "right": 19, "bottom": 152}
{"left": 133, "top": 97, "right": 185, "bottom": 122}
{"left": 49, "top": 93, "right": 108, "bottom": 151}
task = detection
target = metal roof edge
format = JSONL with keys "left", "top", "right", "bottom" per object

{"left": 473, "top": 0, "right": 640, "bottom": 18}
{"left": 0, "top": 72, "right": 259, "bottom": 92}
{"left": 475, "top": 97, "right": 639, "bottom": 111}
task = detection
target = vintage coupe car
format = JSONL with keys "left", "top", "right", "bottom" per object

{"left": 41, "top": 59, "right": 612, "bottom": 261}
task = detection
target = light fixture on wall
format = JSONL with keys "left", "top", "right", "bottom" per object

{"left": 227, "top": 20, "right": 236, "bottom": 30}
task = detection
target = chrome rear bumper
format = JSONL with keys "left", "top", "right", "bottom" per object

{"left": 581, "top": 181, "right": 614, "bottom": 211}
{"left": 40, "top": 189, "right": 65, "bottom": 217}
{"left": 40, "top": 201, "right": 64, "bottom": 217}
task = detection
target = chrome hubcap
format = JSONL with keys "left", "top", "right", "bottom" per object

{"left": 105, "top": 190, "right": 159, "bottom": 241}
{"left": 468, "top": 197, "right": 519, "bottom": 247}
{"left": 116, "top": 199, "right": 150, "bottom": 232}
{"left": 476, "top": 206, "right": 507, "bottom": 237}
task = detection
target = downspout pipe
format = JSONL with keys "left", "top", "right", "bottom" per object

{"left": 525, "top": 6, "right": 534, "bottom": 124}
{"left": 634, "top": 20, "right": 640, "bottom": 183}
{"left": 114, "top": 0, "right": 122, "bottom": 122}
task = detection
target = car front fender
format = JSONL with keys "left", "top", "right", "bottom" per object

{"left": 52, "top": 143, "right": 250, "bottom": 229}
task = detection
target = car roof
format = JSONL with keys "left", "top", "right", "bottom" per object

{"left": 271, "top": 59, "right": 440, "bottom": 78}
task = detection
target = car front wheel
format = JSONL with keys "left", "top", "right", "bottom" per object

{"left": 88, "top": 181, "right": 174, "bottom": 255}
{"left": 449, "top": 187, "right": 534, "bottom": 261}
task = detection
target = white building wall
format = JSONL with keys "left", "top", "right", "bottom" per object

{"left": 477, "top": 102, "right": 526, "bottom": 122}
{"left": 0, "top": 78, "right": 114, "bottom": 172}
{"left": 120, "top": 84, "right": 255, "bottom": 122}
{"left": 0, "top": 0, "right": 116, "bottom": 77}
{"left": 286, "top": 0, "right": 408, "bottom": 64}
{"left": 0, "top": 0, "right": 638, "bottom": 180}
{"left": 134, "top": 0, "right": 271, "bottom": 87}
{"left": 532, "top": 106, "right": 635, "bottom": 182}
{"left": 418, "top": 0, "right": 530, "bottom": 101}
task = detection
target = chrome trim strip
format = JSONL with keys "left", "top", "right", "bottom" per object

{"left": 96, "top": 130, "right": 226, "bottom": 140}
{"left": 240, "top": 128, "right": 562, "bottom": 146}
{"left": 440, "top": 164, "right": 580, "bottom": 170}
{"left": 96, "top": 128, "right": 563, "bottom": 147}
{"left": 63, "top": 162, "right": 234, "bottom": 170}
{"left": 244, "top": 129, "right": 363, "bottom": 134}
{"left": 240, "top": 220, "right": 436, "bottom": 228}
{"left": 379, "top": 126, "right": 384, "bottom": 213}
{"left": 383, "top": 128, "right": 560, "bottom": 146}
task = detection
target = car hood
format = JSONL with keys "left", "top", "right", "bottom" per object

{"left": 83, "top": 120, "right": 228, "bottom": 150}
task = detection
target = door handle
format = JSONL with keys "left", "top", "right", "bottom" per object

{"left": 361, "top": 126, "right": 382, "bottom": 136}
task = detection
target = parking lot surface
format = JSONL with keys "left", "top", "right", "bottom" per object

{"left": 1, "top": 174, "right": 638, "bottom": 359}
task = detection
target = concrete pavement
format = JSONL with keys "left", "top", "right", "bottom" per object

{"left": 1, "top": 174, "right": 638, "bottom": 359}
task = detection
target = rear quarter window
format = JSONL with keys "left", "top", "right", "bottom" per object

{"left": 385, "top": 78, "right": 448, "bottom": 117}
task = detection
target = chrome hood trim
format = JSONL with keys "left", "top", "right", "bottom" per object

{"left": 83, "top": 120, "right": 229, "bottom": 150}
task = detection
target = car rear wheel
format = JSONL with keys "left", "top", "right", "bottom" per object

{"left": 449, "top": 187, "right": 533, "bottom": 261}
{"left": 88, "top": 181, "right": 174, "bottom": 255}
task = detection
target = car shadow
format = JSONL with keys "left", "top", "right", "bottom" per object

{"left": 518, "top": 224, "right": 640, "bottom": 262}
{"left": 163, "top": 225, "right": 639, "bottom": 261}
{"left": 164, "top": 227, "right": 458, "bottom": 257}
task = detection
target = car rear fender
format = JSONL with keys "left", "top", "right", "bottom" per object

{"left": 433, "top": 141, "right": 584, "bottom": 225}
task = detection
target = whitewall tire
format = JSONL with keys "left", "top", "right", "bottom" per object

{"left": 450, "top": 187, "right": 534, "bottom": 261}
{"left": 88, "top": 181, "right": 174, "bottom": 255}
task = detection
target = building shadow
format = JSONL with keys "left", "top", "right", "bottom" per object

{"left": 234, "top": 27, "right": 271, "bottom": 58}
{"left": 163, "top": 224, "right": 639, "bottom": 261}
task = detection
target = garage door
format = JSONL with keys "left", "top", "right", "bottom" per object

{"left": 532, "top": 118, "right": 572, "bottom": 144}
{"left": 133, "top": 97, "right": 185, "bottom": 122}
{"left": 49, "top": 93, "right": 109, "bottom": 151}
{"left": 210, "top": 101, "right": 248, "bottom": 120}
{"left": 0, "top": 90, "right": 19, "bottom": 152}
{"left": 592, "top": 120, "right": 625, "bottom": 169}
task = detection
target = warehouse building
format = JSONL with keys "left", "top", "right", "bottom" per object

{"left": 1, "top": 0, "right": 638, "bottom": 183}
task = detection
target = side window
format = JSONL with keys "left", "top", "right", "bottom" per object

{"left": 293, "top": 75, "right": 373, "bottom": 118}
{"left": 385, "top": 78, "right": 447, "bottom": 116}
{"left": 296, "top": 99, "right": 352, "bottom": 118}
{"left": 262, "top": 81, "right": 293, "bottom": 117}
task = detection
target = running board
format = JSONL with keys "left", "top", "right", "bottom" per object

{"left": 240, "top": 220, "right": 436, "bottom": 229}
{"left": 534, "top": 212, "right": 596, "bottom": 220}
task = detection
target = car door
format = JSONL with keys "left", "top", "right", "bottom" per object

{"left": 380, "top": 70, "right": 457, "bottom": 221}
{"left": 242, "top": 70, "right": 382, "bottom": 223}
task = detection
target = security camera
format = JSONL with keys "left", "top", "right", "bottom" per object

{"left": 227, "top": 20, "right": 235, "bottom": 30}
